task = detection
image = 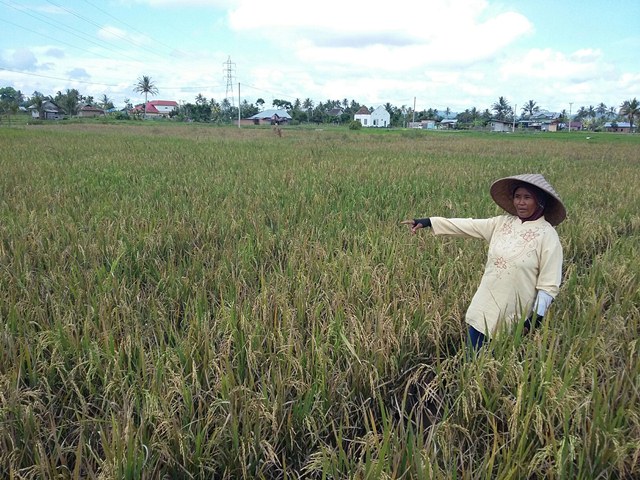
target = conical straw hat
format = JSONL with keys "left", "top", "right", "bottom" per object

{"left": 490, "top": 174, "right": 566, "bottom": 225}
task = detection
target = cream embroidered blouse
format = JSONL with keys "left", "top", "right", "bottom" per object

{"left": 430, "top": 215, "right": 563, "bottom": 337}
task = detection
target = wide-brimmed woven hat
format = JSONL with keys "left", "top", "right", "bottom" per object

{"left": 490, "top": 173, "right": 566, "bottom": 225}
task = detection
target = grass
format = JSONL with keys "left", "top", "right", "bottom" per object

{"left": 0, "top": 123, "right": 638, "bottom": 479}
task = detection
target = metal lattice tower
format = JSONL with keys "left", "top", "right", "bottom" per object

{"left": 223, "top": 56, "right": 236, "bottom": 106}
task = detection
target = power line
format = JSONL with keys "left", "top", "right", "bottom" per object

{"left": 44, "top": 0, "right": 169, "bottom": 61}
{"left": 0, "top": 1, "right": 142, "bottom": 63}
{"left": 80, "top": 0, "right": 183, "bottom": 56}
{"left": 0, "top": 66, "right": 121, "bottom": 87}
{"left": 0, "top": 17, "right": 117, "bottom": 62}
{"left": 1, "top": 66, "right": 227, "bottom": 93}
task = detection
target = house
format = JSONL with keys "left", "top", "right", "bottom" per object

{"left": 78, "top": 104, "right": 105, "bottom": 118}
{"left": 604, "top": 121, "right": 633, "bottom": 133}
{"left": 29, "top": 100, "right": 63, "bottom": 120}
{"left": 131, "top": 100, "right": 178, "bottom": 118}
{"left": 408, "top": 119, "right": 437, "bottom": 130}
{"left": 244, "top": 109, "right": 292, "bottom": 126}
{"left": 354, "top": 106, "right": 371, "bottom": 126}
{"left": 439, "top": 119, "right": 458, "bottom": 129}
{"left": 490, "top": 120, "right": 512, "bottom": 132}
{"left": 327, "top": 107, "right": 344, "bottom": 123}
{"left": 353, "top": 105, "right": 390, "bottom": 128}
{"left": 519, "top": 111, "right": 560, "bottom": 131}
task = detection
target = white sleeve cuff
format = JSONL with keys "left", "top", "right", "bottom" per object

{"left": 535, "top": 290, "right": 554, "bottom": 317}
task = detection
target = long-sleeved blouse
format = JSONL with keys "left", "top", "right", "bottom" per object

{"left": 430, "top": 215, "right": 563, "bottom": 337}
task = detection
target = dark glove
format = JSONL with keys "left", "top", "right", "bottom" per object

{"left": 523, "top": 314, "right": 543, "bottom": 335}
{"left": 413, "top": 218, "right": 432, "bottom": 228}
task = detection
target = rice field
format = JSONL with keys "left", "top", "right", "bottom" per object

{"left": 0, "top": 123, "right": 638, "bottom": 479}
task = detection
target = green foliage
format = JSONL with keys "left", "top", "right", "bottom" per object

{"left": 348, "top": 120, "right": 362, "bottom": 130}
{"left": 0, "top": 125, "right": 638, "bottom": 478}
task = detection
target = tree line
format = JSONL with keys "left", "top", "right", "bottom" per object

{"left": 1, "top": 78, "right": 638, "bottom": 131}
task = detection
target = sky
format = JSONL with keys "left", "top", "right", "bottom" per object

{"left": 1, "top": 0, "right": 639, "bottom": 114}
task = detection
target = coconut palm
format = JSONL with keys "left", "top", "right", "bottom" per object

{"left": 100, "top": 94, "right": 114, "bottom": 110}
{"left": 596, "top": 102, "right": 607, "bottom": 117}
{"left": 521, "top": 99, "right": 539, "bottom": 118}
{"left": 619, "top": 98, "right": 639, "bottom": 133}
{"left": 29, "top": 93, "right": 46, "bottom": 119}
{"left": 302, "top": 98, "right": 313, "bottom": 123}
{"left": 576, "top": 106, "right": 588, "bottom": 120}
{"left": 133, "top": 75, "right": 158, "bottom": 119}
{"left": 492, "top": 96, "right": 511, "bottom": 121}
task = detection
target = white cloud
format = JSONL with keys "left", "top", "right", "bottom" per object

{"left": 67, "top": 68, "right": 90, "bottom": 79}
{"left": 228, "top": 0, "right": 532, "bottom": 73}
{"left": 11, "top": 49, "right": 38, "bottom": 71}
{"left": 499, "top": 48, "right": 615, "bottom": 83}
{"left": 46, "top": 48, "right": 66, "bottom": 58}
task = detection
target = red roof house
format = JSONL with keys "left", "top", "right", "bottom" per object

{"left": 131, "top": 100, "right": 178, "bottom": 118}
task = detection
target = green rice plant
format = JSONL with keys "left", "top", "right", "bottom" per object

{"left": 0, "top": 124, "right": 638, "bottom": 478}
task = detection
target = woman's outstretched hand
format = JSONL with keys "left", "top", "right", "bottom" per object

{"left": 401, "top": 219, "right": 425, "bottom": 234}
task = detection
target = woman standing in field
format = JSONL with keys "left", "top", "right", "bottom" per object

{"left": 402, "top": 174, "right": 566, "bottom": 350}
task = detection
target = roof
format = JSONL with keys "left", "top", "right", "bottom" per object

{"left": 132, "top": 103, "right": 159, "bottom": 114}
{"left": 528, "top": 110, "right": 560, "bottom": 120}
{"left": 604, "top": 122, "right": 632, "bottom": 128}
{"left": 371, "top": 105, "right": 389, "bottom": 114}
{"left": 355, "top": 106, "right": 370, "bottom": 115}
{"left": 247, "top": 109, "right": 292, "bottom": 120}
{"left": 131, "top": 101, "right": 178, "bottom": 114}
{"left": 80, "top": 104, "right": 104, "bottom": 112}
{"left": 148, "top": 100, "right": 178, "bottom": 107}
{"left": 28, "top": 100, "right": 60, "bottom": 112}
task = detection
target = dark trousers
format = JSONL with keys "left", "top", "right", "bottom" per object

{"left": 467, "top": 326, "right": 486, "bottom": 351}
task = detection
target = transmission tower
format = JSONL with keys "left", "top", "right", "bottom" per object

{"left": 223, "top": 56, "right": 236, "bottom": 107}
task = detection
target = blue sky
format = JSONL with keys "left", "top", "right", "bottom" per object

{"left": 1, "top": 0, "right": 638, "bottom": 114}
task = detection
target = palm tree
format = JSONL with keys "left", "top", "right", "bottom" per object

{"left": 30, "top": 93, "right": 46, "bottom": 119}
{"left": 133, "top": 75, "right": 158, "bottom": 119}
{"left": 619, "top": 98, "right": 639, "bottom": 133}
{"left": 492, "top": 96, "right": 511, "bottom": 121}
{"left": 521, "top": 99, "right": 539, "bottom": 118}
{"left": 303, "top": 98, "right": 313, "bottom": 123}
{"left": 100, "top": 94, "right": 114, "bottom": 110}
{"left": 576, "top": 106, "right": 588, "bottom": 120}
{"left": 559, "top": 109, "right": 568, "bottom": 124}
{"left": 596, "top": 102, "right": 607, "bottom": 118}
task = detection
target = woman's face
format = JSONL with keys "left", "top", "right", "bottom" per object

{"left": 513, "top": 186, "right": 538, "bottom": 219}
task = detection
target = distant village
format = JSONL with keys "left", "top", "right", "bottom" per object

{"left": 0, "top": 85, "right": 637, "bottom": 133}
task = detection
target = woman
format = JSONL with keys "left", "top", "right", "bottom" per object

{"left": 402, "top": 174, "right": 566, "bottom": 350}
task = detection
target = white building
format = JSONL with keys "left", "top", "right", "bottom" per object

{"left": 354, "top": 105, "right": 390, "bottom": 128}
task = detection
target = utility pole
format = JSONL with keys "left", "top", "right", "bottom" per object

{"left": 512, "top": 104, "right": 517, "bottom": 133}
{"left": 238, "top": 82, "right": 241, "bottom": 128}
{"left": 223, "top": 56, "right": 236, "bottom": 107}
{"left": 568, "top": 102, "right": 573, "bottom": 132}
{"left": 412, "top": 97, "right": 416, "bottom": 125}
